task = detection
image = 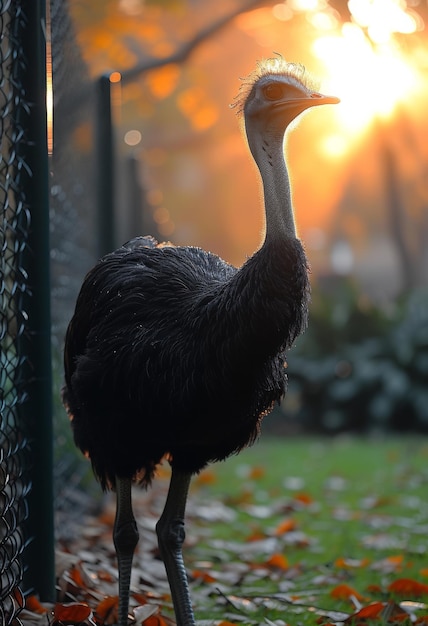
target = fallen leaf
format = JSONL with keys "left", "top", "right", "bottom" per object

{"left": 371, "top": 554, "right": 405, "bottom": 574}
{"left": 25, "top": 595, "right": 49, "bottom": 614}
{"left": 274, "top": 518, "right": 297, "bottom": 535}
{"left": 293, "top": 492, "right": 314, "bottom": 506}
{"left": 53, "top": 602, "right": 96, "bottom": 625}
{"left": 95, "top": 596, "right": 118, "bottom": 622}
{"left": 133, "top": 604, "right": 159, "bottom": 624}
{"left": 344, "top": 601, "right": 385, "bottom": 622}
{"left": 249, "top": 465, "right": 265, "bottom": 480}
{"left": 264, "top": 553, "right": 289, "bottom": 570}
{"left": 192, "top": 569, "right": 217, "bottom": 583}
{"left": 245, "top": 527, "right": 267, "bottom": 542}
{"left": 330, "top": 584, "right": 367, "bottom": 603}
{"left": 194, "top": 470, "right": 217, "bottom": 486}
{"left": 388, "top": 578, "right": 428, "bottom": 598}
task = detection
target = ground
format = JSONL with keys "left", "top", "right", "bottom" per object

{"left": 19, "top": 436, "right": 428, "bottom": 625}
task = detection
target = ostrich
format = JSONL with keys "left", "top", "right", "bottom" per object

{"left": 63, "top": 57, "right": 339, "bottom": 626}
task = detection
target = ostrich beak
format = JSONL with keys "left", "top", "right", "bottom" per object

{"left": 275, "top": 92, "right": 340, "bottom": 115}
{"left": 306, "top": 92, "right": 340, "bottom": 106}
{"left": 281, "top": 92, "right": 340, "bottom": 111}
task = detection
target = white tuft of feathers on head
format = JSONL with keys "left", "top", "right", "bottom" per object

{"left": 231, "top": 56, "right": 320, "bottom": 116}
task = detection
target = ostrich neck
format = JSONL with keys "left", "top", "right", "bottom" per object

{"left": 248, "top": 129, "right": 296, "bottom": 241}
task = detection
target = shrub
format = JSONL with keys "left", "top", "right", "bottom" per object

{"left": 281, "top": 284, "right": 428, "bottom": 433}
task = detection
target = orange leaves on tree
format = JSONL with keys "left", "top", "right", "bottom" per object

{"left": 176, "top": 87, "right": 218, "bottom": 131}
{"left": 388, "top": 578, "right": 428, "bottom": 597}
{"left": 147, "top": 64, "right": 180, "bottom": 100}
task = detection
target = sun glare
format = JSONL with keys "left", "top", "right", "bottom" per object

{"left": 309, "top": 0, "right": 422, "bottom": 138}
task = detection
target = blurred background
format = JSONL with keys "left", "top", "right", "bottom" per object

{"left": 51, "top": 0, "right": 428, "bottom": 492}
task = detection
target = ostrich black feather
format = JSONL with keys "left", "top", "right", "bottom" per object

{"left": 63, "top": 235, "right": 309, "bottom": 490}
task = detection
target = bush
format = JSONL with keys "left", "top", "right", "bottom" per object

{"left": 281, "top": 284, "right": 428, "bottom": 434}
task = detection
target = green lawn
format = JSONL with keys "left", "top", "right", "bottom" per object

{"left": 182, "top": 435, "right": 428, "bottom": 625}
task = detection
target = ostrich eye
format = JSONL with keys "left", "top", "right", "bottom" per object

{"left": 263, "top": 83, "right": 285, "bottom": 101}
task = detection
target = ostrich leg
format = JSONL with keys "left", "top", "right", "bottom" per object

{"left": 114, "top": 476, "right": 139, "bottom": 626}
{"left": 156, "top": 468, "right": 195, "bottom": 626}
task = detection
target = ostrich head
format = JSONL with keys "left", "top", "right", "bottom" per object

{"left": 233, "top": 57, "right": 339, "bottom": 153}
{"left": 233, "top": 57, "right": 339, "bottom": 239}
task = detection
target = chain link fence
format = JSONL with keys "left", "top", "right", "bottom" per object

{"left": 49, "top": 0, "right": 99, "bottom": 537}
{"left": 0, "top": 0, "right": 90, "bottom": 618}
{"left": 1, "top": 1, "right": 33, "bottom": 622}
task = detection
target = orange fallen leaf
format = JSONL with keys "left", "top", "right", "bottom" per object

{"left": 330, "top": 584, "right": 366, "bottom": 603}
{"left": 275, "top": 517, "right": 297, "bottom": 535}
{"left": 386, "top": 555, "right": 404, "bottom": 568}
{"left": 264, "top": 553, "right": 289, "bottom": 570}
{"left": 293, "top": 492, "right": 313, "bottom": 505}
{"left": 345, "top": 601, "right": 385, "bottom": 622}
{"left": 249, "top": 465, "right": 265, "bottom": 480}
{"left": 345, "top": 601, "right": 411, "bottom": 623}
{"left": 95, "top": 596, "right": 118, "bottom": 621}
{"left": 192, "top": 569, "right": 217, "bottom": 583}
{"left": 133, "top": 592, "right": 149, "bottom": 605}
{"left": 381, "top": 601, "right": 412, "bottom": 623}
{"left": 245, "top": 528, "right": 266, "bottom": 542}
{"left": 68, "top": 564, "right": 87, "bottom": 588}
{"left": 97, "top": 569, "right": 116, "bottom": 583}
{"left": 194, "top": 470, "right": 217, "bottom": 485}
{"left": 388, "top": 578, "right": 428, "bottom": 597}
{"left": 26, "top": 595, "right": 49, "bottom": 614}
{"left": 53, "top": 602, "right": 96, "bottom": 625}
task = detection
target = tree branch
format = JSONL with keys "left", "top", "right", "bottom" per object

{"left": 121, "top": 0, "right": 266, "bottom": 84}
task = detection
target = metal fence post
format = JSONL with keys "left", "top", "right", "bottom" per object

{"left": 96, "top": 73, "right": 120, "bottom": 257}
{"left": 18, "top": 0, "right": 55, "bottom": 601}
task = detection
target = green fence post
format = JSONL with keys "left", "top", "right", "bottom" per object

{"left": 96, "top": 73, "right": 120, "bottom": 257}
{"left": 19, "top": 0, "right": 55, "bottom": 601}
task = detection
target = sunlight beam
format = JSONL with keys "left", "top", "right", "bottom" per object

{"left": 311, "top": 0, "right": 422, "bottom": 137}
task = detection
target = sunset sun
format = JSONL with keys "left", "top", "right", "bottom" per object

{"left": 307, "top": 0, "right": 423, "bottom": 153}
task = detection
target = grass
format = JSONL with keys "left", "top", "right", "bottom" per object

{"left": 180, "top": 435, "right": 428, "bottom": 625}
{"left": 49, "top": 434, "right": 428, "bottom": 626}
